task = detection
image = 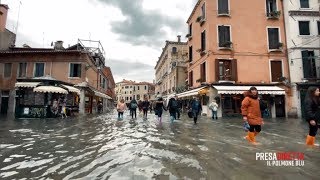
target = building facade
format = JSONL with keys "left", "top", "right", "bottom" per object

{"left": 115, "top": 80, "right": 155, "bottom": 103}
{"left": 283, "top": 0, "right": 320, "bottom": 117}
{"left": 0, "top": 40, "right": 113, "bottom": 117}
{"left": 155, "top": 36, "right": 188, "bottom": 99}
{"left": 182, "top": 0, "right": 290, "bottom": 117}
{"left": 0, "top": 4, "right": 15, "bottom": 50}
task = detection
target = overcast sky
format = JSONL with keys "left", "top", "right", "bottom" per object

{"left": 2, "top": 0, "right": 197, "bottom": 83}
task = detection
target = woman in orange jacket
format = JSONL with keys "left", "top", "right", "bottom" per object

{"left": 241, "top": 86, "right": 264, "bottom": 144}
{"left": 304, "top": 86, "right": 320, "bottom": 146}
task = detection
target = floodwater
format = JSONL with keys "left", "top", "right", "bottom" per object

{"left": 0, "top": 111, "right": 319, "bottom": 180}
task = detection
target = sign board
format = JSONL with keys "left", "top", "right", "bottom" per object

{"left": 23, "top": 108, "right": 29, "bottom": 115}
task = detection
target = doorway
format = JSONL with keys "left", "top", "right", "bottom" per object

{"left": 274, "top": 95, "right": 285, "bottom": 117}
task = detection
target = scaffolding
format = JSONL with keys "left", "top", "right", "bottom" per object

{"left": 77, "top": 39, "right": 106, "bottom": 67}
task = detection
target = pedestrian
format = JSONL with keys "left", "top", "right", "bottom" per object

{"left": 304, "top": 86, "right": 320, "bottom": 146}
{"left": 129, "top": 98, "right": 138, "bottom": 119}
{"left": 176, "top": 95, "right": 182, "bottom": 120}
{"left": 167, "top": 95, "right": 179, "bottom": 123}
{"left": 142, "top": 97, "right": 150, "bottom": 119}
{"left": 209, "top": 99, "right": 219, "bottom": 120}
{"left": 241, "top": 86, "right": 264, "bottom": 145}
{"left": 52, "top": 98, "right": 58, "bottom": 116}
{"left": 116, "top": 99, "right": 127, "bottom": 120}
{"left": 61, "top": 102, "right": 67, "bottom": 119}
{"left": 154, "top": 95, "right": 167, "bottom": 123}
{"left": 138, "top": 100, "right": 143, "bottom": 114}
{"left": 190, "top": 96, "right": 202, "bottom": 124}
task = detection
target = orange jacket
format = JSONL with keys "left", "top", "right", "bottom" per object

{"left": 241, "top": 92, "right": 263, "bottom": 125}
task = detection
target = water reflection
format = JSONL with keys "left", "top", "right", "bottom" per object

{"left": 0, "top": 112, "right": 319, "bottom": 179}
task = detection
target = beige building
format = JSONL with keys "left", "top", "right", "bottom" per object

{"left": 154, "top": 36, "right": 188, "bottom": 99}
{"left": 115, "top": 79, "right": 155, "bottom": 103}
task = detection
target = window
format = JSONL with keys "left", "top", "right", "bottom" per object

{"left": 302, "top": 50, "right": 316, "bottom": 78}
{"left": 133, "top": 86, "right": 135, "bottom": 91}
{"left": 34, "top": 63, "right": 44, "bottom": 77}
{"left": 270, "top": 61, "right": 283, "bottom": 82}
{"left": 138, "top": 86, "right": 140, "bottom": 90}
{"left": 218, "top": 0, "right": 229, "bottom": 15}
{"left": 130, "top": 97, "right": 132, "bottom": 100}
{"left": 267, "top": 28, "right": 281, "bottom": 49}
{"left": 18, "top": 63, "right": 27, "bottom": 77}
{"left": 215, "top": 59, "right": 237, "bottom": 81}
{"left": 69, "top": 63, "right": 81, "bottom": 77}
{"left": 218, "top": 26, "right": 231, "bottom": 48}
{"left": 189, "top": 46, "right": 193, "bottom": 62}
{"left": 201, "top": 30, "right": 206, "bottom": 51}
{"left": 172, "top": 47, "right": 177, "bottom": 54}
{"left": 200, "top": 62, "right": 206, "bottom": 82}
{"left": 189, "top": 71, "right": 193, "bottom": 86}
{"left": 130, "top": 91, "right": 132, "bottom": 94}
{"left": 4, "top": 63, "right": 12, "bottom": 78}
{"left": 299, "top": 21, "right": 310, "bottom": 35}
{"left": 102, "top": 78, "right": 106, "bottom": 89}
{"left": 125, "top": 86, "right": 128, "bottom": 89}
{"left": 266, "top": 0, "right": 277, "bottom": 16}
{"left": 189, "top": 24, "right": 192, "bottom": 35}
{"left": 201, "top": 3, "right": 206, "bottom": 18}
{"left": 145, "top": 86, "right": 147, "bottom": 90}
{"left": 300, "top": 0, "right": 309, "bottom": 8}
{"left": 317, "top": 21, "right": 320, "bottom": 35}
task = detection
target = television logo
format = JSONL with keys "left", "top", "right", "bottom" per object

{"left": 256, "top": 152, "right": 304, "bottom": 166}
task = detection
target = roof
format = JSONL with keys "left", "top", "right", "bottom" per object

{"left": 0, "top": 4, "right": 9, "bottom": 10}
{"left": 0, "top": 47, "right": 83, "bottom": 54}
{"left": 186, "top": 0, "right": 202, "bottom": 23}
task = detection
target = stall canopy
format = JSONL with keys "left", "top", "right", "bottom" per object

{"left": 212, "top": 85, "right": 285, "bottom": 95}
{"left": 177, "top": 87, "right": 207, "bottom": 98}
{"left": 94, "top": 90, "right": 112, "bottom": 99}
{"left": 62, "top": 85, "right": 80, "bottom": 95}
{"left": 33, "top": 86, "right": 68, "bottom": 94}
{"left": 15, "top": 82, "right": 40, "bottom": 88}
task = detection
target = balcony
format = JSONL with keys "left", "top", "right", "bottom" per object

{"left": 196, "top": 16, "right": 206, "bottom": 26}
{"left": 217, "top": 10, "right": 230, "bottom": 17}
{"left": 269, "top": 42, "right": 283, "bottom": 52}
{"left": 267, "top": 11, "right": 281, "bottom": 19}
{"left": 219, "top": 41, "right": 233, "bottom": 50}
{"left": 186, "top": 33, "right": 192, "bottom": 40}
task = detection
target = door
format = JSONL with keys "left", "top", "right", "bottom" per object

{"left": 274, "top": 95, "right": 285, "bottom": 117}
{"left": 1, "top": 97, "right": 9, "bottom": 114}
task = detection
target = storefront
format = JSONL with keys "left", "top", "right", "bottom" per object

{"left": 212, "top": 85, "right": 286, "bottom": 118}
{"left": 15, "top": 80, "right": 80, "bottom": 118}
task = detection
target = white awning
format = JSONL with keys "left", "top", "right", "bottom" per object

{"left": 15, "top": 82, "right": 39, "bottom": 88}
{"left": 212, "top": 85, "right": 285, "bottom": 95}
{"left": 177, "top": 87, "right": 206, "bottom": 98}
{"left": 94, "top": 90, "right": 112, "bottom": 99}
{"left": 62, "top": 85, "right": 80, "bottom": 95}
{"left": 33, "top": 86, "right": 68, "bottom": 94}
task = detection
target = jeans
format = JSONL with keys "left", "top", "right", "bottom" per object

{"left": 118, "top": 112, "right": 124, "bottom": 119}
{"left": 177, "top": 108, "right": 181, "bottom": 119}
{"left": 248, "top": 125, "right": 261, "bottom": 133}
{"left": 130, "top": 109, "right": 137, "bottom": 119}
{"left": 211, "top": 110, "right": 218, "bottom": 119}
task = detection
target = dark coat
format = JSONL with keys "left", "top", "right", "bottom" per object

{"left": 305, "top": 97, "right": 320, "bottom": 123}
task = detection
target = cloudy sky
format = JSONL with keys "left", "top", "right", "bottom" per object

{"left": 2, "top": 0, "right": 197, "bottom": 83}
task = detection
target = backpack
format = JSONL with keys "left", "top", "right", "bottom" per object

{"left": 131, "top": 102, "right": 137, "bottom": 109}
{"left": 171, "top": 100, "right": 178, "bottom": 109}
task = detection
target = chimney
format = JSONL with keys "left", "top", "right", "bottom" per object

{"left": 54, "top": 41, "right": 64, "bottom": 50}
{"left": 177, "top": 35, "right": 181, "bottom": 42}
{"left": 0, "top": 4, "right": 9, "bottom": 32}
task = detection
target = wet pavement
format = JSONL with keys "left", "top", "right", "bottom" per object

{"left": 0, "top": 111, "right": 319, "bottom": 180}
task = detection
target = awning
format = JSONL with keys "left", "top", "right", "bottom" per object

{"left": 212, "top": 85, "right": 285, "bottom": 95}
{"left": 62, "top": 85, "right": 80, "bottom": 95}
{"left": 94, "top": 90, "right": 112, "bottom": 99}
{"left": 177, "top": 87, "right": 206, "bottom": 98}
{"left": 33, "top": 86, "right": 68, "bottom": 94}
{"left": 15, "top": 82, "right": 39, "bottom": 88}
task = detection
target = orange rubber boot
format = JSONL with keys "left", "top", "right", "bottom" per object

{"left": 306, "top": 135, "right": 315, "bottom": 146}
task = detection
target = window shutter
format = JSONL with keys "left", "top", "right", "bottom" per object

{"left": 70, "top": 64, "right": 74, "bottom": 77}
{"left": 77, "top": 64, "right": 81, "bottom": 77}
{"left": 268, "top": 28, "right": 279, "bottom": 49}
{"left": 302, "top": 50, "right": 310, "bottom": 78}
{"left": 218, "top": 0, "right": 228, "bottom": 14}
{"left": 218, "top": 26, "right": 224, "bottom": 46}
{"left": 231, "top": 59, "right": 237, "bottom": 82}
{"left": 215, "top": 59, "right": 220, "bottom": 81}
{"left": 225, "top": 26, "right": 230, "bottom": 42}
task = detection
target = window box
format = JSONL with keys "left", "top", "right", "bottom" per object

{"left": 200, "top": 51, "right": 206, "bottom": 56}
{"left": 267, "top": 10, "right": 281, "bottom": 19}
{"left": 219, "top": 41, "right": 233, "bottom": 49}
{"left": 186, "top": 33, "right": 192, "bottom": 40}
{"left": 196, "top": 16, "right": 206, "bottom": 26}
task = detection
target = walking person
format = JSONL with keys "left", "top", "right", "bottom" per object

{"left": 61, "top": 101, "right": 67, "bottom": 119}
{"left": 176, "top": 96, "right": 182, "bottom": 120}
{"left": 209, "top": 99, "right": 219, "bottom": 120}
{"left": 304, "top": 86, "right": 320, "bottom": 146}
{"left": 190, "top": 96, "right": 202, "bottom": 124}
{"left": 129, "top": 98, "right": 138, "bottom": 119}
{"left": 117, "top": 99, "right": 127, "bottom": 120}
{"left": 241, "top": 86, "right": 264, "bottom": 145}
{"left": 154, "top": 95, "right": 166, "bottom": 123}
{"left": 167, "top": 95, "right": 179, "bottom": 123}
{"left": 142, "top": 97, "right": 150, "bottom": 119}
